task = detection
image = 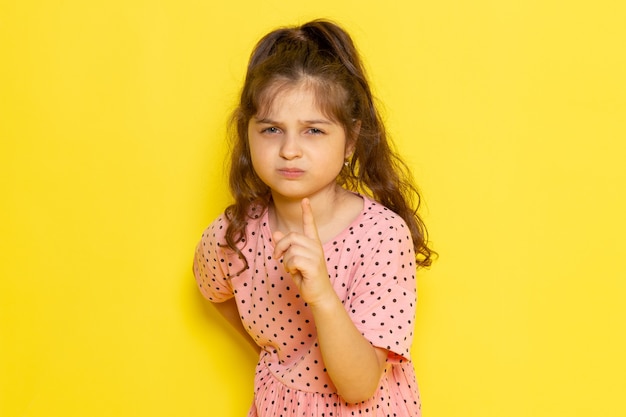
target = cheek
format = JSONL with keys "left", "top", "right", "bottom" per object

{"left": 320, "top": 147, "right": 348, "bottom": 176}
{"left": 248, "top": 138, "right": 272, "bottom": 176}
{"left": 247, "top": 130, "right": 261, "bottom": 160}
{"left": 248, "top": 144, "right": 262, "bottom": 172}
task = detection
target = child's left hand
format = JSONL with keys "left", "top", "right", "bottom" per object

{"left": 272, "top": 198, "right": 335, "bottom": 307}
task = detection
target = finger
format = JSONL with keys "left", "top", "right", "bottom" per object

{"left": 272, "top": 231, "right": 286, "bottom": 259}
{"left": 301, "top": 198, "right": 320, "bottom": 240}
{"left": 273, "top": 230, "right": 285, "bottom": 243}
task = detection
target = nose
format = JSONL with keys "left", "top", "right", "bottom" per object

{"left": 279, "top": 133, "right": 302, "bottom": 160}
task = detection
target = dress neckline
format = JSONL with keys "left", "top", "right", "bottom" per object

{"left": 261, "top": 194, "right": 373, "bottom": 251}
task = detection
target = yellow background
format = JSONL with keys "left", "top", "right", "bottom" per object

{"left": 1, "top": 1, "right": 625, "bottom": 416}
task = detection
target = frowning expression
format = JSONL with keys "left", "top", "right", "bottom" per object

{"left": 248, "top": 84, "right": 354, "bottom": 202}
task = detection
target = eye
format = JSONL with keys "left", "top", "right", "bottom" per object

{"left": 306, "top": 128, "right": 325, "bottom": 135}
{"left": 261, "top": 126, "right": 281, "bottom": 134}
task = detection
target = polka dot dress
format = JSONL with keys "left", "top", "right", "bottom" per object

{"left": 194, "top": 195, "right": 422, "bottom": 416}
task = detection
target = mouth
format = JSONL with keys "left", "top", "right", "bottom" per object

{"left": 277, "top": 168, "right": 304, "bottom": 179}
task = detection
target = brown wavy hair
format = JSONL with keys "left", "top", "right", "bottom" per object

{"left": 222, "top": 19, "right": 435, "bottom": 272}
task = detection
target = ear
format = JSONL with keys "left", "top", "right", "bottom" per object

{"left": 345, "top": 119, "right": 361, "bottom": 158}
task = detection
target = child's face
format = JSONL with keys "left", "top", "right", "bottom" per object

{"left": 248, "top": 84, "right": 353, "bottom": 202}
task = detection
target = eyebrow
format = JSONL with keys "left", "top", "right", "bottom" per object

{"left": 254, "top": 118, "right": 333, "bottom": 125}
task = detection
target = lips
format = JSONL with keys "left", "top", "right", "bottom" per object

{"left": 278, "top": 168, "right": 304, "bottom": 179}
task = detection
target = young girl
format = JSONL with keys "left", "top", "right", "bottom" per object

{"left": 193, "top": 19, "right": 434, "bottom": 417}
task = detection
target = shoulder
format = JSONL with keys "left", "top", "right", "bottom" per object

{"left": 360, "top": 196, "right": 410, "bottom": 233}
{"left": 352, "top": 196, "right": 415, "bottom": 254}
{"left": 194, "top": 205, "right": 267, "bottom": 281}
{"left": 197, "top": 204, "right": 267, "bottom": 251}
{"left": 196, "top": 213, "right": 230, "bottom": 258}
{"left": 201, "top": 213, "right": 229, "bottom": 241}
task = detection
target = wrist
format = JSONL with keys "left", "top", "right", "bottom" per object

{"left": 308, "top": 288, "right": 342, "bottom": 313}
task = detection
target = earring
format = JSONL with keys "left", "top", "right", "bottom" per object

{"left": 344, "top": 160, "right": 349, "bottom": 167}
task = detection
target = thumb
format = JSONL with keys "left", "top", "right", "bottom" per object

{"left": 273, "top": 230, "right": 285, "bottom": 243}
{"left": 301, "top": 198, "right": 320, "bottom": 240}
{"left": 272, "top": 230, "right": 286, "bottom": 259}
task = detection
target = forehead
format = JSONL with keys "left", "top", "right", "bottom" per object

{"left": 261, "top": 85, "right": 319, "bottom": 117}
{"left": 255, "top": 79, "right": 342, "bottom": 121}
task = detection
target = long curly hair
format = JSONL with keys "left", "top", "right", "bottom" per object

{"left": 222, "top": 19, "right": 435, "bottom": 272}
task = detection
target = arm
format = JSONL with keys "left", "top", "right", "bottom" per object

{"left": 310, "top": 293, "right": 388, "bottom": 403}
{"left": 273, "top": 199, "right": 388, "bottom": 403}
{"left": 211, "top": 298, "right": 261, "bottom": 355}
{"left": 193, "top": 225, "right": 261, "bottom": 356}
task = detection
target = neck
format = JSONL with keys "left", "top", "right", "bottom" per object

{"left": 270, "top": 187, "right": 347, "bottom": 234}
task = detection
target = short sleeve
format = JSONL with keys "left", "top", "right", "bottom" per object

{"left": 192, "top": 215, "right": 235, "bottom": 303}
{"left": 346, "top": 217, "right": 417, "bottom": 361}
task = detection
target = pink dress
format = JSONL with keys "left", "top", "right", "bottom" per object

{"left": 193, "top": 196, "right": 422, "bottom": 416}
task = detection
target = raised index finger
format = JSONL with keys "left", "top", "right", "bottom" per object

{"left": 301, "top": 198, "right": 320, "bottom": 241}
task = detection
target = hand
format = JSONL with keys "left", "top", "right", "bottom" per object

{"left": 272, "top": 198, "right": 335, "bottom": 306}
